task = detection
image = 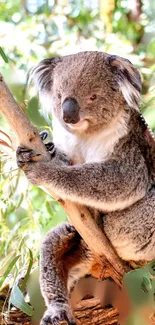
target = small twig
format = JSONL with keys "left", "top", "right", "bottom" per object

{"left": 0, "top": 168, "right": 19, "bottom": 176}
{"left": 0, "top": 139, "right": 13, "bottom": 150}
{"left": 0, "top": 129, "right": 13, "bottom": 144}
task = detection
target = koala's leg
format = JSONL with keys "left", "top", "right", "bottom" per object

{"left": 40, "top": 223, "right": 93, "bottom": 325}
{"left": 104, "top": 186, "right": 155, "bottom": 262}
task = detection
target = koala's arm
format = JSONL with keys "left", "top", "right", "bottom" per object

{"left": 17, "top": 140, "right": 149, "bottom": 212}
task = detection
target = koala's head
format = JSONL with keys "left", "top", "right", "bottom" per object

{"left": 30, "top": 51, "right": 141, "bottom": 134}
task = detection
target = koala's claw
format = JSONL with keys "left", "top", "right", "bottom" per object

{"left": 45, "top": 142, "right": 56, "bottom": 158}
{"left": 39, "top": 131, "right": 56, "bottom": 158}
{"left": 40, "top": 130, "right": 48, "bottom": 141}
{"left": 16, "top": 146, "right": 40, "bottom": 168}
{"left": 41, "top": 315, "right": 76, "bottom": 325}
{"left": 40, "top": 304, "right": 76, "bottom": 325}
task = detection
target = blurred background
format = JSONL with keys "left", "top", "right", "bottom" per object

{"left": 1, "top": 0, "right": 155, "bottom": 324}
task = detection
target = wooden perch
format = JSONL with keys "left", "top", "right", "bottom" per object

{"left": 0, "top": 74, "right": 129, "bottom": 286}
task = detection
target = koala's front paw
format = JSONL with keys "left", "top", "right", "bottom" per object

{"left": 41, "top": 303, "right": 76, "bottom": 325}
{"left": 16, "top": 146, "right": 42, "bottom": 186}
{"left": 16, "top": 146, "right": 41, "bottom": 168}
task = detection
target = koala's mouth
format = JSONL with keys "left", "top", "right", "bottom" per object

{"left": 67, "top": 119, "right": 88, "bottom": 130}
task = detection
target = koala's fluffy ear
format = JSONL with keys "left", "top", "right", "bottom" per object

{"left": 107, "top": 55, "right": 142, "bottom": 111}
{"left": 29, "top": 57, "right": 62, "bottom": 92}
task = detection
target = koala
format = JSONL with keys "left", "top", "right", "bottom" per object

{"left": 16, "top": 51, "right": 155, "bottom": 325}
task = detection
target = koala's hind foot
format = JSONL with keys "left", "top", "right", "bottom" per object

{"left": 40, "top": 223, "right": 94, "bottom": 325}
{"left": 41, "top": 303, "right": 76, "bottom": 325}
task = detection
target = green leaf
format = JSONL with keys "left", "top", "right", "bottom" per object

{"left": 123, "top": 268, "right": 154, "bottom": 307}
{"left": 141, "top": 275, "right": 152, "bottom": 293}
{"left": 45, "top": 200, "right": 53, "bottom": 216}
{"left": 0, "top": 251, "right": 16, "bottom": 274}
{"left": 4, "top": 223, "right": 21, "bottom": 251}
{"left": 27, "top": 268, "right": 45, "bottom": 322}
{"left": 0, "top": 47, "right": 9, "bottom": 63}
{"left": 9, "top": 284, "right": 33, "bottom": 316}
{"left": 16, "top": 193, "right": 24, "bottom": 209}
{"left": 0, "top": 255, "right": 20, "bottom": 287}
{"left": 20, "top": 249, "right": 33, "bottom": 292}
{"left": 145, "top": 260, "right": 155, "bottom": 276}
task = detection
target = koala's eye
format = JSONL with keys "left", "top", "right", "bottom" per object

{"left": 57, "top": 93, "right": 61, "bottom": 99}
{"left": 90, "top": 94, "right": 97, "bottom": 101}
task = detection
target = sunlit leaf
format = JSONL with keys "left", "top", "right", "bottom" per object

{"left": 16, "top": 193, "right": 24, "bottom": 208}
{"left": 27, "top": 268, "right": 45, "bottom": 321}
{"left": 20, "top": 249, "right": 33, "bottom": 292}
{"left": 0, "top": 255, "right": 20, "bottom": 287}
{"left": 0, "top": 47, "right": 9, "bottom": 63}
{"left": 123, "top": 268, "right": 154, "bottom": 307}
{"left": 9, "top": 284, "right": 33, "bottom": 316}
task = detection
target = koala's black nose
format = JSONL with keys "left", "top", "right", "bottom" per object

{"left": 62, "top": 98, "right": 80, "bottom": 124}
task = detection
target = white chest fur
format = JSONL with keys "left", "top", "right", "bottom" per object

{"left": 52, "top": 112, "right": 128, "bottom": 165}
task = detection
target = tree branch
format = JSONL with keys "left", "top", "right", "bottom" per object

{"left": 74, "top": 299, "right": 118, "bottom": 325}
{"left": 0, "top": 73, "right": 129, "bottom": 285}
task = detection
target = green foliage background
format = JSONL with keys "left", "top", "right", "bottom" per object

{"left": 1, "top": 0, "right": 155, "bottom": 323}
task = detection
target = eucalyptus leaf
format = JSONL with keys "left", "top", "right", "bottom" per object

{"left": 27, "top": 268, "right": 45, "bottom": 322}
{"left": 0, "top": 47, "right": 9, "bottom": 63}
{"left": 145, "top": 260, "right": 155, "bottom": 276}
{"left": 123, "top": 268, "right": 154, "bottom": 307}
{"left": 0, "top": 255, "right": 20, "bottom": 287}
{"left": 9, "top": 284, "right": 33, "bottom": 316}
{"left": 20, "top": 249, "right": 33, "bottom": 292}
{"left": 16, "top": 193, "right": 24, "bottom": 209}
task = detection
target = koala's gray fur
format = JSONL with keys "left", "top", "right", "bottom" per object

{"left": 17, "top": 51, "right": 155, "bottom": 325}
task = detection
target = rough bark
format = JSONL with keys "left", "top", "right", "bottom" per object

{"left": 1, "top": 297, "right": 119, "bottom": 325}
{"left": 74, "top": 298, "right": 118, "bottom": 325}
